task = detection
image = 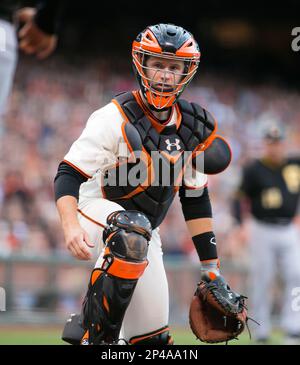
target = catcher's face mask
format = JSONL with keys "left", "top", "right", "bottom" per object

{"left": 132, "top": 24, "right": 200, "bottom": 110}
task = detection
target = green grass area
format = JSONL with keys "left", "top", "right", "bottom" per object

{"left": 0, "top": 327, "right": 64, "bottom": 345}
{"left": 0, "top": 326, "right": 284, "bottom": 345}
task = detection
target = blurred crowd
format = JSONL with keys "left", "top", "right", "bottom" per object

{"left": 1, "top": 55, "right": 300, "bottom": 262}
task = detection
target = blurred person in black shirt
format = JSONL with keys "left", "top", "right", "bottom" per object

{"left": 233, "top": 122, "right": 300, "bottom": 344}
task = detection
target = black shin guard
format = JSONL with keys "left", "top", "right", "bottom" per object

{"left": 81, "top": 210, "right": 152, "bottom": 345}
{"left": 81, "top": 268, "right": 140, "bottom": 344}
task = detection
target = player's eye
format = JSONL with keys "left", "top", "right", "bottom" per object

{"left": 152, "top": 62, "right": 163, "bottom": 69}
{"left": 170, "top": 65, "right": 180, "bottom": 72}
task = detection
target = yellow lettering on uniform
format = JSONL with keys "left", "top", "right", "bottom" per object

{"left": 282, "top": 165, "right": 300, "bottom": 193}
{"left": 261, "top": 188, "right": 283, "bottom": 209}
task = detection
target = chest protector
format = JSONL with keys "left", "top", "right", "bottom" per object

{"left": 102, "top": 92, "right": 231, "bottom": 229}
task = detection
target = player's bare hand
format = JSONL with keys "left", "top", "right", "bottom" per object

{"left": 64, "top": 225, "right": 95, "bottom": 261}
{"left": 15, "top": 7, "right": 58, "bottom": 59}
{"left": 14, "top": 7, "right": 36, "bottom": 24}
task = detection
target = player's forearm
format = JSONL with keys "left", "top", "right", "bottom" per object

{"left": 180, "top": 188, "right": 219, "bottom": 275}
{"left": 186, "top": 218, "right": 218, "bottom": 264}
{"left": 54, "top": 162, "right": 88, "bottom": 229}
{"left": 231, "top": 191, "right": 246, "bottom": 225}
{"left": 56, "top": 195, "right": 80, "bottom": 229}
{"left": 185, "top": 217, "right": 213, "bottom": 236}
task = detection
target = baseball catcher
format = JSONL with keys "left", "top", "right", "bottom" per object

{"left": 55, "top": 23, "right": 248, "bottom": 345}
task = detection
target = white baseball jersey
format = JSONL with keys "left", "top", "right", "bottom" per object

{"left": 64, "top": 100, "right": 208, "bottom": 202}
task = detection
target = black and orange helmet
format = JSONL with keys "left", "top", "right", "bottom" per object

{"left": 132, "top": 24, "right": 200, "bottom": 110}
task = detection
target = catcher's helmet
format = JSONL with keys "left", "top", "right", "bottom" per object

{"left": 132, "top": 24, "right": 200, "bottom": 110}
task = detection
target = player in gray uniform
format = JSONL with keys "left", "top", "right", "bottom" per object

{"left": 233, "top": 123, "right": 300, "bottom": 344}
{"left": 0, "top": 1, "right": 18, "bottom": 123}
{"left": 0, "top": 0, "right": 64, "bottom": 123}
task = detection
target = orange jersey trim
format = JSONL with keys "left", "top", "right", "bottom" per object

{"left": 112, "top": 98, "right": 135, "bottom": 156}
{"left": 77, "top": 208, "right": 106, "bottom": 228}
{"left": 63, "top": 159, "right": 92, "bottom": 179}
{"left": 112, "top": 98, "right": 130, "bottom": 122}
{"left": 121, "top": 121, "right": 134, "bottom": 154}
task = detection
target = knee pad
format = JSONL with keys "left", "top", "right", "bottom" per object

{"left": 103, "top": 210, "right": 152, "bottom": 261}
{"left": 81, "top": 210, "right": 152, "bottom": 345}
{"left": 129, "top": 326, "right": 174, "bottom": 345}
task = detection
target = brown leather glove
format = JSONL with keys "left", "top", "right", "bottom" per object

{"left": 189, "top": 275, "right": 248, "bottom": 343}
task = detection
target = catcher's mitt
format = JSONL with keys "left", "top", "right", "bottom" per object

{"left": 189, "top": 275, "right": 248, "bottom": 343}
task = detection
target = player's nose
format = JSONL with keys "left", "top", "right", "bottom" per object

{"left": 159, "top": 70, "right": 173, "bottom": 83}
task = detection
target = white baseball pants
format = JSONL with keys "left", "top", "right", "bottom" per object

{"left": 77, "top": 197, "right": 169, "bottom": 342}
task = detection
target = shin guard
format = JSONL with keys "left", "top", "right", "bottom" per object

{"left": 81, "top": 210, "right": 152, "bottom": 345}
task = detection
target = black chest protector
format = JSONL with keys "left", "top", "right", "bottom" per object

{"left": 102, "top": 92, "right": 230, "bottom": 229}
